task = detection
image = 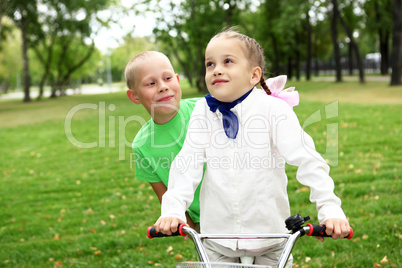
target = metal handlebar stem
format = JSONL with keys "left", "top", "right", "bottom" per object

{"left": 181, "top": 225, "right": 306, "bottom": 268}
{"left": 181, "top": 226, "right": 211, "bottom": 263}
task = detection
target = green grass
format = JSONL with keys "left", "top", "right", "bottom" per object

{"left": 0, "top": 80, "right": 401, "bottom": 267}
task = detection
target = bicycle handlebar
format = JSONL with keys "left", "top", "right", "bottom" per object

{"left": 147, "top": 224, "right": 186, "bottom": 239}
{"left": 147, "top": 223, "right": 353, "bottom": 239}
{"left": 305, "top": 224, "right": 353, "bottom": 239}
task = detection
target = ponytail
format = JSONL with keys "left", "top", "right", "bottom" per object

{"left": 259, "top": 76, "right": 271, "bottom": 95}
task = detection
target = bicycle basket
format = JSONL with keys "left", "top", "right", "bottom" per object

{"left": 176, "top": 262, "right": 272, "bottom": 268}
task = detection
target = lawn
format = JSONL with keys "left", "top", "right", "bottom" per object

{"left": 0, "top": 79, "right": 401, "bottom": 267}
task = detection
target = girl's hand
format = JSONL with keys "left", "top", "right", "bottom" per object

{"left": 154, "top": 217, "right": 186, "bottom": 235}
{"left": 316, "top": 218, "right": 350, "bottom": 242}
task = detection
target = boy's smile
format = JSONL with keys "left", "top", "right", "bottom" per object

{"left": 157, "top": 95, "right": 174, "bottom": 102}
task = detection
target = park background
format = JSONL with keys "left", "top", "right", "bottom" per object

{"left": 0, "top": 0, "right": 401, "bottom": 267}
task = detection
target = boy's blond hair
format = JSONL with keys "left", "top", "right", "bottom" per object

{"left": 125, "top": 51, "right": 172, "bottom": 90}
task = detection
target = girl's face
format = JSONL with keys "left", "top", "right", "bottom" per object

{"left": 205, "top": 37, "right": 261, "bottom": 103}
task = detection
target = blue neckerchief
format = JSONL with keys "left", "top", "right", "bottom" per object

{"left": 205, "top": 89, "right": 253, "bottom": 139}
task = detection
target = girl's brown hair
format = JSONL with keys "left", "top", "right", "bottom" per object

{"left": 210, "top": 27, "right": 271, "bottom": 95}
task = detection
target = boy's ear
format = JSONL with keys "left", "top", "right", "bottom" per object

{"left": 127, "top": 89, "right": 141, "bottom": 104}
{"left": 176, "top": 74, "right": 180, "bottom": 83}
{"left": 250, "top": 66, "right": 262, "bottom": 85}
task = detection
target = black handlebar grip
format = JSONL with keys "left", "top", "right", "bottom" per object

{"left": 147, "top": 224, "right": 186, "bottom": 239}
{"left": 306, "top": 224, "right": 353, "bottom": 239}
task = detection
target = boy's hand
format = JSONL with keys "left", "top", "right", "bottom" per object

{"left": 316, "top": 218, "right": 350, "bottom": 242}
{"left": 154, "top": 217, "right": 186, "bottom": 235}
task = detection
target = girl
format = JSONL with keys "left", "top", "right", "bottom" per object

{"left": 155, "top": 28, "right": 350, "bottom": 266}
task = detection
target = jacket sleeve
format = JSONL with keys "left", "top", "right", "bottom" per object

{"left": 160, "top": 101, "right": 207, "bottom": 222}
{"left": 270, "top": 100, "right": 346, "bottom": 223}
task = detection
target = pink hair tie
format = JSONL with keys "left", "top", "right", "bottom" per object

{"left": 261, "top": 75, "right": 299, "bottom": 108}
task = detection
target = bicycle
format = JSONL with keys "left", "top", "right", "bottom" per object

{"left": 147, "top": 214, "right": 353, "bottom": 268}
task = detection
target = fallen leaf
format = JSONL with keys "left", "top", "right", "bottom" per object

{"left": 175, "top": 254, "right": 183, "bottom": 260}
{"left": 53, "top": 261, "right": 63, "bottom": 268}
{"left": 362, "top": 234, "right": 369, "bottom": 240}
{"left": 373, "top": 263, "right": 381, "bottom": 268}
{"left": 166, "top": 246, "right": 173, "bottom": 252}
{"left": 380, "top": 256, "right": 389, "bottom": 264}
{"left": 296, "top": 186, "right": 309, "bottom": 193}
{"left": 54, "top": 234, "right": 60, "bottom": 240}
{"left": 305, "top": 257, "right": 311, "bottom": 262}
{"left": 94, "top": 250, "right": 101, "bottom": 255}
{"left": 100, "top": 220, "right": 107, "bottom": 225}
{"left": 90, "top": 228, "right": 96, "bottom": 233}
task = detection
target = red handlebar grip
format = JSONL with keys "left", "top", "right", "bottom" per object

{"left": 147, "top": 226, "right": 155, "bottom": 239}
{"left": 347, "top": 227, "right": 353, "bottom": 239}
{"left": 306, "top": 224, "right": 353, "bottom": 239}
{"left": 147, "top": 224, "right": 186, "bottom": 239}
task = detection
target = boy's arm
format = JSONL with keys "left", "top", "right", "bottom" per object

{"left": 150, "top": 182, "right": 196, "bottom": 228}
{"left": 150, "top": 182, "right": 167, "bottom": 203}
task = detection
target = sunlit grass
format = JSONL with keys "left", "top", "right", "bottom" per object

{"left": 0, "top": 80, "right": 400, "bottom": 267}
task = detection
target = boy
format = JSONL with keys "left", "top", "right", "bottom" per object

{"left": 125, "top": 51, "right": 201, "bottom": 228}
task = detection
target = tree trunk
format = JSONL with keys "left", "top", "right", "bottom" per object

{"left": 225, "top": 0, "right": 235, "bottom": 26}
{"left": 271, "top": 33, "right": 280, "bottom": 76}
{"left": 314, "top": 57, "right": 319, "bottom": 76}
{"left": 348, "top": 42, "right": 353, "bottom": 75}
{"left": 379, "top": 32, "right": 390, "bottom": 75}
{"left": 375, "top": 1, "right": 390, "bottom": 75}
{"left": 306, "top": 9, "right": 312, "bottom": 81}
{"left": 390, "top": 0, "right": 402, "bottom": 85}
{"left": 331, "top": 0, "right": 342, "bottom": 82}
{"left": 338, "top": 10, "right": 365, "bottom": 83}
{"left": 296, "top": 52, "right": 300, "bottom": 81}
{"left": 20, "top": 11, "right": 31, "bottom": 102}
{"left": 35, "top": 33, "right": 56, "bottom": 100}
{"left": 287, "top": 57, "right": 293, "bottom": 80}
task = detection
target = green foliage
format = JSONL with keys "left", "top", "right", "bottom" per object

{"left": 152, "top": 0, "right": 254, "bottom": 92}
{"left": 109, "top": 35, "right": 154, "bottom": 83}
{"left": 0, "top": 19, "right": 22, "bottom": 91}
{"left": 0, "top": 81, "right": 401, "bottom": 267}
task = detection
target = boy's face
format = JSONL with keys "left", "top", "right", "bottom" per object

{"left": 127, "top": 55, "right": 182, "bottom": 124}
{"left": 205, "top": 37, "right": 261, "bottom": 103}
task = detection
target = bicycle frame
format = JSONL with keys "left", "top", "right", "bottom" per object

{"left": 147, "top": 215, "right": 353, "bottom": 268}
{"left": 180, "top": 225, "right": 311, "bottom": 268}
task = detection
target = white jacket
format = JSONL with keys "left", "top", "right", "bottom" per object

{"left": 161, "top": 88, "right": 346, "bottom": 250}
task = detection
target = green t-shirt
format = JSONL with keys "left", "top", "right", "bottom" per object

{"left": 133, "top": 98, "right": 201, "bottom": 223}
